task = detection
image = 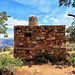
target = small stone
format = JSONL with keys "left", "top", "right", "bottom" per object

{"left": 19, "top": 43, "right": 23, "bottom": 45}
{"left": 61, "top": 33, "right": 64, "bottom": 35}
{"left": 37, "top": 70, "right": 40, "bottom": 73}
{"left": 61, "top": 43, "right": 66, "bottom": 48}
{"left": 23, "top": 35, "right": 24, "bottom": 37}
{"left": 42, "top": 32, "right": 45, "bottom": 34}
{"left": 42, "top": 49, "right": 45, "bottom": 52}
{"left": 49, "top": 45, "right": 53, "bottom": 47}
{"left": 57, "top": 33, "right": 60, "bottom": 36}
{"left": 66, "top": 55, "right": 70, "bottom": 61}
{"left": 36, "top": 37, "right": 40, "bottom": 39}
{"left": 32, "top": 41, "right": 37, "bottom": 44}
{"left": 53, "top": 45, "right": 60, "bottom": 48}
{"left": 29, "top": 55, "right": 33, "bottom": 59}
{"left": 41, "top": 37, "right": 45, "bottom": 39}
{"left": 54, "top": 29, "right": 57, "bottom": 32}
{"left": 46, "top": 38, "right": 51, "bottom": 40}
{"left": 51, "top": 37, "right": 55, "bottom": 40}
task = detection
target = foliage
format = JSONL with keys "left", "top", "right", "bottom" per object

{"left": 72, "top": 53, "right": 75, "bottom": 57}
{"left": 66, "top": 42, "right": 75, "bottom": 51}
{"left": 0, "top": 60, "right": 3, "bottom": 69}
{"left": 0, "top": 11, "right": 11, "bottom": 37}
{"left": 69, "top": 28, "right": 75, "bottom": 42}
{"left": 66, "top": 26, "right": 73, "bottom": 33}
{"left": 59, "top": 0, "right": 75, "bottom": 7}
{"left": 10, "top": 49, "right": 14, "bottom": 55}
{"left": 68, "top": 53, "right": 75, "bottom": 67}
{"left": 35, "top": 53, "right": 55, "bottom": 64}
{"left": 0, "top": 54, "right": 23, "bottom": 69}
{"left": 3, "top": 46, "right": 11, "bottom": 52}
{"left": 66, "top": 26, "right": 75, "bottom": 43}
{"left": 0, "top": 46, "right": 2, "bottom": 51}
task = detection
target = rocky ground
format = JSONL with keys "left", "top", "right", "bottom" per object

{"left": 16, "top": 61, "right": 75, "bottom": 75}
{"left": 0, "top": 50, "right": 75, "bottom": 75}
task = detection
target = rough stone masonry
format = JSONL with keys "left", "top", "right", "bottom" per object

{"left": 14, "top": 16, "right": 66, "bottom": 60}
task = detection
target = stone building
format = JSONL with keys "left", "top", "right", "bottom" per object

{"left": 14, "top": 16, "right": 66, "bottom": 60}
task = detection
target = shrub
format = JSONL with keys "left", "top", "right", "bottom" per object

{"left": 0, "top": 53, "right": 23, "bottom": 70}
{"left": 0, "top": 46, "right": 2, "bottom": 52}
{"left": 66, "top": 47, "right": 73, "bottom": 51}
{"left": 10, "top": 49, "right": 14, "bottom": 55}
{"left": 72, "top": 53, "right": 75, "bottom": 57}
{"left": 0, "top": 60, "right": 3, "bottom": 69}
{"left": 66, "top": 42, "right": 75, "bottom": 50}
{"left": 73, "top": 46, "right": 75, "bottom": 50}
{"left": 68, "top": 54, "right": 75, "bottom": 67}
{"left": 66, "top": 52, "right": 70, "bottom": 56}
{"left": 3, "top": 47, "right": 11, "bottom": 52}
{"left": 35, "top": 53, "right": 55, "bottom": 64}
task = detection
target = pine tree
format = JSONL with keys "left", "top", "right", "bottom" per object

{"left": 59, "top": 0, "right": 75, "bottom": 7}
{"left": 0, "top": 11, "right": 11, "bottom": 37}
{"left": 66, "top": 26, "right": 75, "bottom": 43}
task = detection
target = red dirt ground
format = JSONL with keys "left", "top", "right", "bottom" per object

{"left": 16, "top": 61, "right": 75, "bottom": 75}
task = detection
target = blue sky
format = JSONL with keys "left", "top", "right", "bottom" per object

{"left": 0, "top": 0, "right": 75, "bottom": 38}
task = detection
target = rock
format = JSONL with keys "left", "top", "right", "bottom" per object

{"left": 42, "top": 32, "right": 45, "bottom": 34}
{"left": 42, "top": 49, "right": 45, "bottom": 52}
{"left": 36, "top": 37, "right": 40, "bottom": 40}
{"left": 61, "top": 33, "right": 64, "bottom": 35}
{"left": 37, "top": 70, "right": 40, "bottom": 73}
{"left": 53, "top": 45, "right": 60, "bottom": 48}
{"left": 61, "top": 43, "right": 66, "bottom": 48}
{"left": 41, "top": 37, "right": 45, "bottom": 39}
{"left": 63, "top": 65, "right": 68, "bottom": 69}
{"left": 32, "top": 41, "right": 37, "bottom": 44}
{"left": 51, "top": 37, "right": 55, "bottom": 40}
{"left": 19, "top": 43, "right": 23, "bottom": 45}
{"left": 66, "top": 55, "right": 70, "bottom": 61}
{"left": 54, "top": 29, "right": 57, "bottom": 32}
{"left": 46, "top": 38, "right": 51, "bottom": 40}
{"left": 57, "top": 33, "right": 60, "bottom": 36}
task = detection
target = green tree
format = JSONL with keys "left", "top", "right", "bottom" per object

{"left": 3, "top": 46, "right": 10, "bottom": 52}
{"left": 59, "top": 0, "right": 75, "bottom": 7}
{"left": 0, "top": 11, "right": 11, "bottom": 37}
{"left": 66, "top": 26, "right": 75, "bottom": 43}
{"left": 0, "top": 46, "right": 2, "bottom": 52}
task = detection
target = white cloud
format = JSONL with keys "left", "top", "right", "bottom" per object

{"left": 49, "top": 18, "right": 59, "bottom": 23}
{"left": 34, "top": 11, "right": 38, "bottom": 13}
{"left": 6, "top": 17, "right": 28, "bottom": 28}
{"left": 42, "top": 18, "right": 48, "bottom": 23}
{"left": 57, "top": 13, "right": 73, "bottom": 27}
{"left": 29, "top": 14, "right": 36, "bottom": 17}
{"left": 42, "top": 12, "right": 73, "bottom": 28}
{"left": 13, "top": 0, "right": 58, "bottom": 13}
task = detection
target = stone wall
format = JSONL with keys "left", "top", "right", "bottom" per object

{"left": 29, "top": 16, "right": 38, "bottom": 26}
{"left": 14, "top": 25, "right": 66, "bottom": 60}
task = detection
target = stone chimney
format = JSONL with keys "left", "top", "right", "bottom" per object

{"left": 29, "top": 16, "right": 38, "bottom": 26}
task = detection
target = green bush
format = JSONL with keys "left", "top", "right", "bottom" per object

{"left": 73, "top": 46, "right": 75, "bottom": 50}
{"left": 10, "top": 49, "right": 14, "bottom": 55}
{"left": 68, "top": 54, "right": 75, "bottom": 67}
{"left": 66, "top": 47, "right": 73, "bottom": 51}
{"left": 0, "top": 54, "right": 23, "bottom": 69}
{"left": 66, "top": 42, "right": 75, "bottom": 50}
{"left": 3, "top": 47, "right": 11, "bottom": 52}
{"left": 72, "top": 53, "right": 75, "bottom": 57}
{"left": 35, "top": 53, "right": 55, "bottom": 64}
{"left": 0, "top": 60, "right": 3, "bottom": 69}
{"left": 0, "top": 46, "right": 2, "bottom": 52}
